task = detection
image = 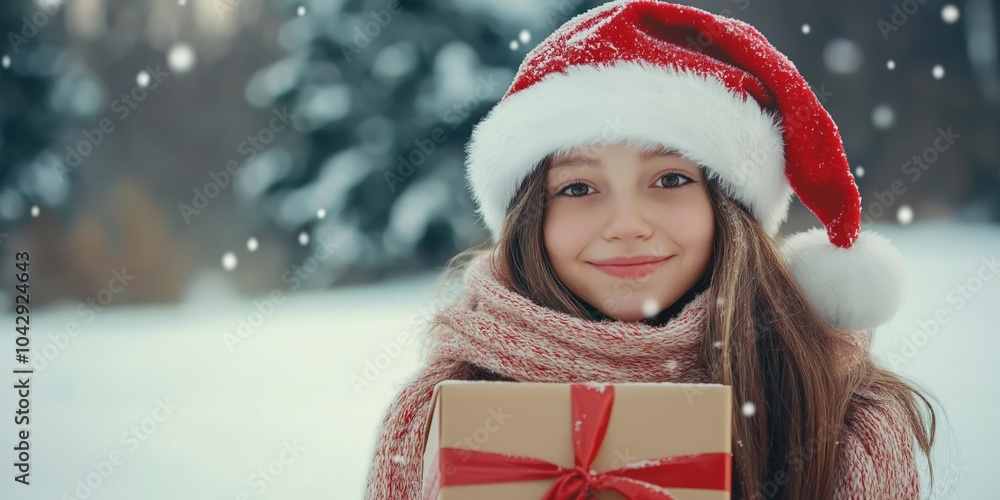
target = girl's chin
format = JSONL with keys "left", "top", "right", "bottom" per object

{"left": 609, "top": 312, "right": 651, "bottom": 322}
{"left": 595, "top": 305, "right": 663, "bottom": 322}
{"left": 590, "top": 293, "right": 685, "bottom": 321}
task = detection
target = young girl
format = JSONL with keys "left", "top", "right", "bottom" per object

{"left": 365, "top": 1, "right": 937, "bottom": 498}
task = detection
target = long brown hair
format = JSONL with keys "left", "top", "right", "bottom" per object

{"left": 439, "top": 154, "right": 939, "bottom": 499}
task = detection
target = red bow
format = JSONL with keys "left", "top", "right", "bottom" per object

{"left": 428, "top": 384, "right": 730, "bottom": 499}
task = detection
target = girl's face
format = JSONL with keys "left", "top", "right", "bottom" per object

{"left": 543, "top": 140, "right": 715, "bottom": 322}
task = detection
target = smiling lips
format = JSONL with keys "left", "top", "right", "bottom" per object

{"left": 590, "top": 255, "right": 673, "bottom": 280}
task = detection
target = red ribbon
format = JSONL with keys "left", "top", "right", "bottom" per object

{"left": 430, "top": 383, "right": 731, "bottom": 499}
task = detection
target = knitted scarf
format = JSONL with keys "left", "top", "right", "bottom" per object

{"left": 363, "top": 253, "right": 920, "bottom": 499}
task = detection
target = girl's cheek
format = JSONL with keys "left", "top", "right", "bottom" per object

{"left": 661, "top": 199, "right": 714, "bottom": 245}
{"left": 544, "top": 206, "right": 592, "bottom": 254}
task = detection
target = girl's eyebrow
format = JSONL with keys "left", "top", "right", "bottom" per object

{"left": 549, "top": 156, "right": 601, "bottom": 171}
{"left": 639, "top": 147, "right": 681, "bottom": 160}
{"left": 550, "top": 147, "right": 682, "bottom": 171}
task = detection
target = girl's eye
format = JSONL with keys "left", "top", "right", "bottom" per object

{"left": 554, "top": 173, "right": 693, "bottom": 198}
{"left": 555, "top": 182, "right": 595, "bottom": 198}
{"left": 657, "top": 172, "right": 694, "bottom": 189}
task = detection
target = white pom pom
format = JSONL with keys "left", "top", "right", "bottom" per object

{"left": 779, "top": 228, "right": 906, "bottom": 331}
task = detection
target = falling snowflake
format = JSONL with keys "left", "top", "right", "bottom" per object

{"left": 317, "top": 208, "right": 327, "bottom": 219}
{"left": 642, "top": 298, "right": 660, "bottom": 317}
{"left": 222, "top": 252, "right": 238, "bottom": 271}
{"left": 801, "top": 24, "right": 810, "bottom": 35}
{"left": 886, "top": 59, "right": 895, "bottom": 70}
{"left": 741, "top": 401, "right": 756, "bottom": 417}
{"left": 30, "top": 205, "right": 40, "bottom": 217}
{"left": 736, "top": 439, "right": 743, "bottom": 447}
{"left": 509, "top": 40, "right": 519, "bottom": 50}
{"left": 297, "top": 5, "right": 306, "bottom": 16}
{"left": 247, "top": 237, "right": 259, "bottom": 252}
{"left": 713, "top": 340, "right": 722, "bottom": 349}
{"left": 855, "top": 166, "right": 865, "bottom": 178}
{"left": 823, "top": 38, "right": 863, "bottom": 75}
{"left": 136, "top": 70, "right": 151, "bottom": 87}
{"left": 941, "top": 5, "right": 960, "bottom": 24}
{"left": 519, "top": 29, "right": 531, "bottom": 44}
{"left": 932, "top": 65, "right": 945, "bottom": 80}
{"left": 897, "top": 205, "right": 914, "bottom": 225}
{"left": 167, "top": 43, "right": 196, "bottom": 73}
{"left": 872, "top": 104, "right": 895, "bottom": 130}
{"left": 298, "top": 232, "right": 310, "bottom": 246}
{"left": 1, "top": 55, "right": 10, "bottom": 68}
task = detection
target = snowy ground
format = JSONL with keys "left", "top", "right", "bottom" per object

{"left": 0, "top": 220, "right": 996, "bottom": 499}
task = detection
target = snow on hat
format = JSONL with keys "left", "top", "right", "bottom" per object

{"left": 462, "top": 0, "right": 905, "bottom": 331}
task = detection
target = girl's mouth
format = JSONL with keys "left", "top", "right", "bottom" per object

{"left": 590, "top": 256, "right": 672, "bottom": 280}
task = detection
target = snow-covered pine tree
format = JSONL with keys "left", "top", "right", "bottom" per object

{"left": 247, "top": 0, "right": 602, "bottom": 283}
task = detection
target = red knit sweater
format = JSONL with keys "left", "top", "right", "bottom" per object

{"left": 363, "top": 255, "right": 921, "bottom": 499}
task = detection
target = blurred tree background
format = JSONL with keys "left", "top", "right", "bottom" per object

{"left": 0, "top": 0, "right": 997, "bottom": 309}
{"left": 0, "top": 0, "right": 73, "bottom": 245}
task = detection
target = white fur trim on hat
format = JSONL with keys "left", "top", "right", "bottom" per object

{"left": 779, "top": 228, "right": 907, "bottom": 331}
{"left": 464, "top": 60, "right": 793, "bottom": 242}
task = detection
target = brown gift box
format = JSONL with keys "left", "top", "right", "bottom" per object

{"left": 421, "top": 381, "right": 732, "bottom": 499}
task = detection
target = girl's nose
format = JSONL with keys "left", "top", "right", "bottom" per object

{"left": 602, "top": 198, "right": 653, "bottom": 242}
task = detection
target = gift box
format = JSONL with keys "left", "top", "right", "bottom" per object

{"left": 421, "top": 380, "right": 732, "bottom": 499}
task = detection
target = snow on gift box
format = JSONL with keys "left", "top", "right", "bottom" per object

{"left": 420, "top": 381, "right": 733, "bottom": 499}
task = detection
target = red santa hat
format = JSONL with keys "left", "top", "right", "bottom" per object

{"left": 462, "top": 0, "right": 906, "bottom": 331}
